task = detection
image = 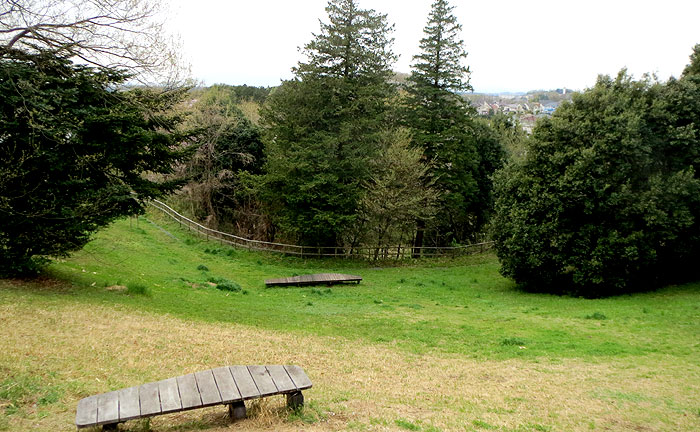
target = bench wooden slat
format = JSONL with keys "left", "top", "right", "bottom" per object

{"left": 76, "top": 395, "right": 98, "bottom": 427}
{"left": 76, "top": 365, "right": 312, "bottom": 428}
{"left": 177, "top": 373, "right": 202, "bottom": 409}
{"left": 248, "top": 365, "right": 277, "bottom": 396}
{"left": 118, "top": 386, "right": 140, "bottom": 422}
{"left": 212, "top": 366, "right": 241, "bottom": 402}
{"left": 158, "top": 378, "right": 182, "bottom": 413}
{"left": 97, "top": 391, "right": 119, "bottom": 425}
{"left": 195, "top": 370, "right": 222, "bottom": 406}
{"left": 229, "top": 366, "right": 260, "bottom": 399}
{"left": 284, "top": 365, "right": 313, "bottom": 389}
{"left": 266, "top": 365, "right": 296, "bottom": 393}
{"left": 139, "top": 382, "right": 161, "bottom": 416}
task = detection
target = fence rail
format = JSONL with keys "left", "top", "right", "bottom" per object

{"left": 148, "top": 199, "right": 493, "bottom": 260}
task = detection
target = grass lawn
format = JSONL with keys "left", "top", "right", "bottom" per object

{"left": 1, "top": 210, "right": 698, "bottom": 431}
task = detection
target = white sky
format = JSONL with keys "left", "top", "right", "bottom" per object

{"left": 167, "top": 0, "right": 700, "bottom": 93}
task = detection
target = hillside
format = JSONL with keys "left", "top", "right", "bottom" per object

{"left": 0, "top": 211, "right": 698, "bottom": 431}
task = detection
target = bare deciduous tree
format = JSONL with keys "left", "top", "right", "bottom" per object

{"left": 0, "top": 0, "right": 187, "bottom": 84}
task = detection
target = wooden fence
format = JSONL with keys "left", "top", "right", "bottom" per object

{"left": 148, "top": 199, "right": 493, "bottom": 260}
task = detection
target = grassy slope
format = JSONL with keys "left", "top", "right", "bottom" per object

{"left": 1, "top": 211, "right": 699, "bottom": 431}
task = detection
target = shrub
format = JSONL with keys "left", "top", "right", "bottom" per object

{"left": 492, "top": 51, "right": 700, "bottom": 297}
{"left": 207, "top": 276, "right": 241, "bottom": 292}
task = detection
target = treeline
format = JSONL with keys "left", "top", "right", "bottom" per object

{"left": 5, "top": 0, "right": 698, "bottom": 297}
{"left": 173, "top": 0, "right": 510, "bottom": 254}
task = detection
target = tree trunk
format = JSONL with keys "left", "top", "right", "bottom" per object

{"left": 412, "top": 219, "right": 425, "bottom": 258}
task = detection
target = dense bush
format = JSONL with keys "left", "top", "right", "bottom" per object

{"left": 491, "top": 46, "right": 700, "bottom": 297}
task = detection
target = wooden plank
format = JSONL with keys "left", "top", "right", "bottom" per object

{"left": 77, "top": 365, "right": 312, "bottom": 428}
{"left": 247, "top": 365, "right": 277, "bottom": 396}
{"left": 195, "top": 370, "right": 222, "bottom": 406}
{"left": 118, "top": 386, "right": 140, "bottom": 422}
{"left": 212, "top": 366, "right": 241, "bottom": 403}
{"left": 266, "top": 365, "right": 296, "bottom": 393}
{"left": 75, "top": 395, "right": 98, "bottom": 427}
{"left": 176, "top": 374, "right": 202, "bottom": 409}
{"left": 229, "top": 365, "right": 260, "bottom": 399}
{"left": 264, "top": 273, "right": 362, "bottom": 287}
{"left": 139, "top": 382, "right": 161, "bottom": 416}
{"left": 96, "top": 391, "right": 119, "bottom": 425}
{"left": 284, "top": 365, "right": 313, "bottom": 390}
{"left": 158, "top": 378, "right": 182, "bottom": 413}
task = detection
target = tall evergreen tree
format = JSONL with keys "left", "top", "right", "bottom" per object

{"left": 404, "top": 0, "right": 502, "bottom": 248}
{"left": 0, "top": 48, "right": 187, "bottom": 275}
{"left": 261, "top": 0, "right": 397, "bottom": 247}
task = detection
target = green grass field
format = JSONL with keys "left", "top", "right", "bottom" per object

{"left": 1, "top": 210, "right": 698, "bottom": 431}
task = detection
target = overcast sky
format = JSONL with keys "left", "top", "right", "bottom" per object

{"left": 167, "top": 0, "right": 700, "bottom": 93}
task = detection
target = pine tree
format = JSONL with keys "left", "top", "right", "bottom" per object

{"left": 409, "top": 0, "right": 471, "bottom": 94}
{"left": 261, "top": 0, "right": 397, "bottom": 247}
{"left": 294, "top": 0, "right": 396, "bottom": 83}
{"left": 404, "top": 0, "right": 502, "bottom": 248}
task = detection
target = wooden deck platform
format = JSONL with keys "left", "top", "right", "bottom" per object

{"left": 76, "top": 365, "right": 312, "bottom": 429}
{"left": 264, "top": 273, "right": 362, "bottom": 287}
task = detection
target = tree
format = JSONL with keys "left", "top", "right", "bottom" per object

{"left": 177, "top": 85, "right": 265, "bottom": 230}
{"left": 0, "top": 48, "right": 187, "bottom": 275}
{"left": 404, "top": 0, "right": 472, "bottom": 161}
{"left": 491, "top": 55, "right": 700, "bottom": 297}
{"left": 403, "top": 0, "right": 502, "bottom": 248}
{"left": 261, "top": 0, "right": 397, "bottom": 247}
{"left": 490, "top": 113, "right": 529, "bottom": 162}
{"left": 0, "top": 0, "right": 184, "bottom": 83}
{"left": 354, "top": 129, "right": 438, "bottom": 258}
{"left": 682, "top": 44, "right": 700, "bottom": 78}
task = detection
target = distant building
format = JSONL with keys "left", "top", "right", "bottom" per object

{"left": 541, "top": 101, "right": 559, "bottom": 115}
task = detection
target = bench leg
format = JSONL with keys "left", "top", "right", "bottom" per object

{"left": 228, "top": 400, "right": 246, "bottom": 420}
{"left": 286, "top": 391, "right": 304, "bottom": 410}
{"left": 102, "top": 423, "right": 119, "bottom": 431}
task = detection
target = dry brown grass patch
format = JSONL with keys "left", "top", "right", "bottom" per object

{"left": 0, "top": 295, "right": 697, "bottom": 431}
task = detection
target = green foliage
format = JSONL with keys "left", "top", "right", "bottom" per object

{"left": 408, "top": 0, "right": 471, "bottom": 94}
{"left": 492, "top": 48, "right": 700, "bottom": 296}
{"left": 203, "top": 84, "right": 270, "bottom": 105}
{"left": 0, "top": 48, "right": 187, "bottom": 276}
{"left": 261, "top": 0, "right": 397, "bottom": 247}
{"left": 682, "top": 44, "right": 700, "bottom": 78}
{"left": 206, "top": 276, "right": 241, "bottom": 292}
{"left": 402, "top": 1, "right": 504, "bottom": 245}
{"left": 196, "top": 264, "right": 209, "bottom": 271}
{"left": 353, "top": 129, "right": 438, "bottom": 255}
{"left": 178, "top": 85, "right": 265, "bottom": 228}
{"left": 491, "top": 113, "right": 529, "bottom": 161}
{"left": 585, "top": 312, "right": 607, "bottom": 320}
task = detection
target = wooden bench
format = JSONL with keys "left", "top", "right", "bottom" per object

{"left": 265, "top": 273, "right": 362, "bottom": 287}
{"left": 76, "top": 365, "right": 312, "bottom": 430}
